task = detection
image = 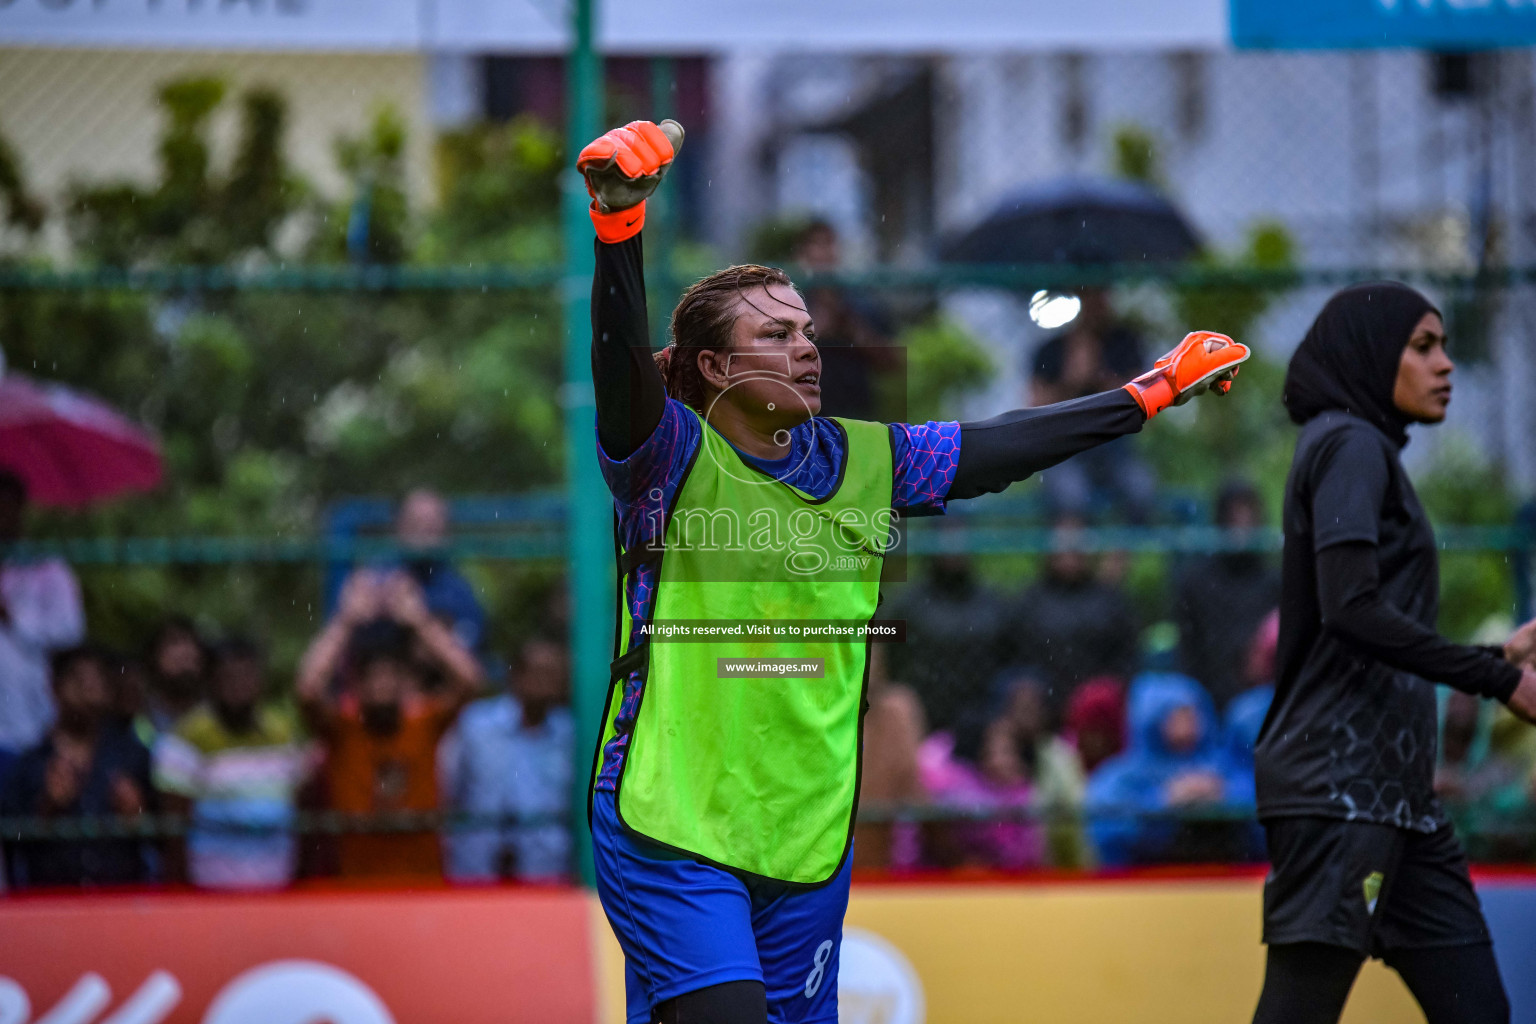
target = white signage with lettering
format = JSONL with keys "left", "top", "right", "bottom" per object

{"left": 0, "top": 0, "right": 1230, "bottom": 52}
{"left": 0, "top": 0, "right": 421, "bottom": 50}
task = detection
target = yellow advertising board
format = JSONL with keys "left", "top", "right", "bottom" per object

{"left": 593, "top": 876, "right": 1423, "bottom": 1024}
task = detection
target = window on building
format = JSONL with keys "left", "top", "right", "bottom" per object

{"left": 1171, "top": 52, "right": 1207, "bottom": 141}
{"left": 1429, "top": 53, "right": 1482, "bottom": 101}
{"left": 1059, "top": 54, "right": 1089, "bottom": 152}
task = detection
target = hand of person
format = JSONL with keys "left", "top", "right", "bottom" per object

{"left": 336, "top": 570, "right": 383, "bottom": 626}
{"left": 109, "top": 773, "right": 145, "bottom": 816}
{"left": 381, "top": 571, "right": 430, "bottom": 629}
{"left": 1165, "top": 771, "right": 1226, "bottom": 806}
{"left": 1504, "top": 668, "right": 1536, "bottom": 725}
{"left": 1505, "top": 617, "right": 1536, "bottom": 670}
{"left": 1122, "top": 331, "right": 1251, "bottom": 420}
{"left": 1434, "top": 765, "right": 1467, "bottom": 800}
{"left": 576, "top": 119, "right": 685, "bottom": 242}
{"left": 42, "top": 748, "right": 86, "bottom": 810}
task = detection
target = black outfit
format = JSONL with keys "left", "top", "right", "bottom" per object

{"left": 592, "top": 233, "right": 1146, "bottom": 492}
{"left": 1252, "top": 282, "right": 1514, "bottom": 1024}
{"left": 1, "top": 725, "right": 155, "bottom": 889}
{"left": 1174, "top": 551, "right": 1280, "bottom": 709}
{"left": 1253, "top": 941, "right": 1509, "bottom": 1024}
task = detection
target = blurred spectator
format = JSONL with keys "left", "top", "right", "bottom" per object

{"left": 1084, "top": 672, "right": 1251, "bottom": 867}
{"left": 137, "top": 617, "right": 208, "bottom": 740}
{"left": 1064, "top": 677, "right": 1127, "bottom": 774}
{"left": 1217, "top": 611, "right": 1277, "bottom": 862}
{"left": 1028, "top": 290, "right": 1155, "bottom": 521}
{"left": 792, "top": 220, "right": 896, "bottom": 421}
{"left": 153, "top": 638, "right": 312, "bottom": 890}
{"left": 919, "top": 703, "right": 1041, "bottom": 870}
{"left": 297, "top": 570, "right": 481, "bottom": 880}
{"left": 852, "top": 644, "right": 926, "bottom": 871}
{"left": 921, "top": 671, "right": 1090, "bottom": 870}
{"left": 444, "top": 636, "right": 573, "bottom": 882}
{"left": 0, "top": 469, "right": 86, "bottom": 763}
{"left": 1437, "top": 688, "right": 1536, "bottom": 861}
{"left": 2, "top": 645, "right": 153, "bottom": 888}
{"left": 1012, "top": 516, "right": 1139, "bottom": 714}
{"left": 885, "top": 551, "right": 1016, "bottom": 732}
{"left": 1173, "top": 481, "right": 1280, "bottom": 709}
{"left": 994, "top": 672, "right": 1091, "bottom": 868}
{"left": 332, "top": 490, "right": 488, "bottom": 656}
{"left": 1222, "top": 609, "right": 1279, "bottom": 777}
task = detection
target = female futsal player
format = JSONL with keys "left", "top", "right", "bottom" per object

{"left": 579, "top": 119, "right": 1249, "bottom": 1024}
{"left": 1251, "top": 282, "right": 1536, "bottom": 1024}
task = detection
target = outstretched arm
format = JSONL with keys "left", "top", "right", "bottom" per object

{"left": 950, "top": 389, "right": 1143, "bottom": 500}
{"left": 946, "top": 331, "right": 1247, "bottom": 501}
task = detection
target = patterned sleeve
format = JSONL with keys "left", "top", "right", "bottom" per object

{"left": 597, "top": 397, "right": 702, "bottom": 513}
{"left": 889, "top": 420, "right": 962, "bottom": 516}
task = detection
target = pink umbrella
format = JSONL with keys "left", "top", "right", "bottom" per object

{"left": 0, "top": 371, "right": 163, "bottom": 508}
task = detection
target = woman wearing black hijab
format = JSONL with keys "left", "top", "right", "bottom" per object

{"left": 1251, "top": 282, "right": 1536, "bottom": 1024}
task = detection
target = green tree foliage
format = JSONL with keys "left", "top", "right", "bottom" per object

{"left": 3, "top": 77, "right": 567, "bottom": 665}
{"left": 66, "top": 77, "right": 306, "bottom": 266}
{"left": 894, "top": 317, "right": 995, "bottom": 425}
{"left": 424, "top": 116, "right": 563, "bottom": 265}
{"left": 321, "top": 105, "right": 412, "bottom": 264}
{"left": 0, "top": 123, "right": 46, "bottom": 234}
{"left": 1110, "top": 123, "right": 1162, "bottom": 186}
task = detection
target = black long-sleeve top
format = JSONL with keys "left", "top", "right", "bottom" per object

{"left": 1256, "top": 410, "right": 1518, "bottom": 832}
{"left": 591, "top": 235, "right": 1146, "bottom": 496}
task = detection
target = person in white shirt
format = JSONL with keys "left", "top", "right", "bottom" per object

{"left": 0, "top": 470, "right": 86, "bottom": 761}
{"left": 444, "top": 637, "right": 573, "bottom": 881}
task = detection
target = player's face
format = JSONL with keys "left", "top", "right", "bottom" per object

{"left": 699, "top": 283, "right": 821, "bottom": 429}
{"left": 1392, "top": 312, "right": 1453, "bottom": 424}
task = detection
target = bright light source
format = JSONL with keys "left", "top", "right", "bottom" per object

{"left": 1028, "top": 290, "right": 1081, "bottom": 330}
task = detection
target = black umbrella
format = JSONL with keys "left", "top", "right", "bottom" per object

{"left": 938, "top": 176, "right": 1201, "bottom": 265}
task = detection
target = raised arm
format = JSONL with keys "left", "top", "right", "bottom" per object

{"left": 379, "top": 572, "right": 483, "bottom": 713}
{"left": 593, "top": 237, "right": 668, "bottom": 459}
{"left": 580, "top": 120, "right": 684, "bottom": 460}
{"left": 295, "top": 569, "right": 381, "bottom": 733}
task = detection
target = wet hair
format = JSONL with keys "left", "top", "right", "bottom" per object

{"left": 0, "top": 469, "right": 26, "bottom": 505}
{"left": 657, "top": 264, "right": 798, "bottom": 413}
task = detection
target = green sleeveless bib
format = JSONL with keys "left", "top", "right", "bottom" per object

{"left": 599, "top": 412, "right": 893, "bottom": 885}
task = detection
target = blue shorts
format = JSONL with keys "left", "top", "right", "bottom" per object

{"left": 592, "top": 790, "right": 851, "bottom": 1024}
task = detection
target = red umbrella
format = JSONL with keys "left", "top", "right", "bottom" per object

{"left": 0, "top": 371, "right": 163, "bottom": 508}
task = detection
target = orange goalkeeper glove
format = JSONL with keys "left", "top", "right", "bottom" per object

{"left": 576, "top": 119, "right": 685, "bottom": 243}
{"left": 1123, "top": 331, "right": 1250, "bottom": 419}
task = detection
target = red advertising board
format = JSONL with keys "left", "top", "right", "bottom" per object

{"left": 0, "top": 886, "right": 595, "bottom": 1024}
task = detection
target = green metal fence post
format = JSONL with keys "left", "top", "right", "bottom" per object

{"left": 563, "top": 0, "right": 609, "bottom": 888}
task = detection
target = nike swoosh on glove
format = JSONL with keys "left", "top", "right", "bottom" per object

{"left": 1122, "top": 331, "right": 1251, "bottom": 419}
{"left": 576, "top": 119, "right": 685, "bottom": 243}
